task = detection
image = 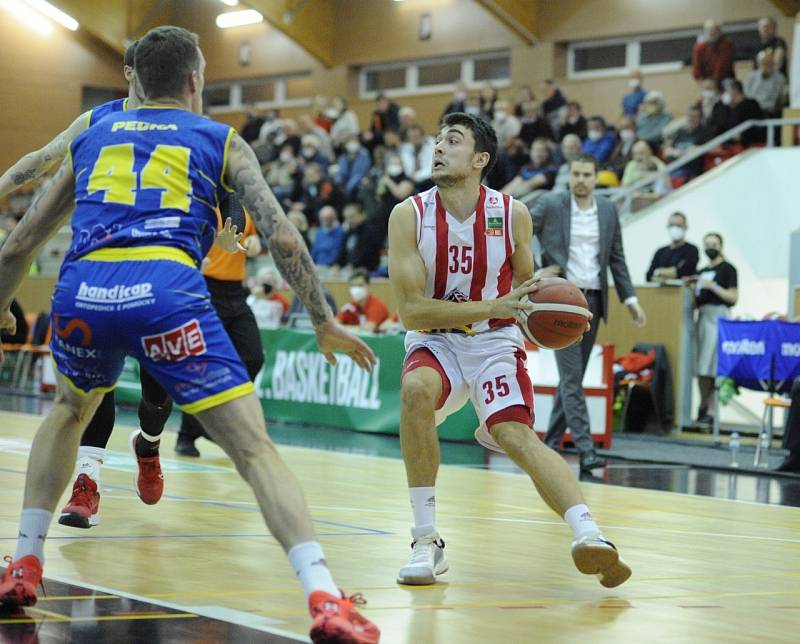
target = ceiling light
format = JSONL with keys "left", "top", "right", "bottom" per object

{"left": 219, "top": 0, "right": 238, "bottom": 5}
{"left": 0, "top": 0, "right": 53, "bottom": 35}
{"left": 23, "top": 0, "right": 78, "bottom": 30}
{"left": 216, "top": 9, "right": 263, "bottom": 28}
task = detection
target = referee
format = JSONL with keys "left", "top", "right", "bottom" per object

{"left": 175, "top": 195, "right": 265, "bottom": 456}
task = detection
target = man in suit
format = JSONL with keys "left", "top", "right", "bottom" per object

{"left": 532, "top": 153, "right": 646, "bottom": 472}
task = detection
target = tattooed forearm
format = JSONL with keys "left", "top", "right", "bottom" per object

{"left": 0, "top": 129, "right": 69, "bottom": 198}
{"left": 13, "top": 169, "right": 37, "bottom": 185}
{"left": 227, "top": 133, "right": 333, "bottom": 326}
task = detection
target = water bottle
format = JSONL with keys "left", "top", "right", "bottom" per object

{"left": 755, "top": 430, "right": 770, "bottom": 469}
{"left": 728, "top": 431, "right": 740, "bottom": 468}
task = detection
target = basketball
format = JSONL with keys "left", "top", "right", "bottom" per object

{"left": 517, "top": 277, "right": 591, "bottom": 349}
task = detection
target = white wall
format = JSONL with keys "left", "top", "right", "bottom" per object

{"left": 620, "top": 148, "right": 798, "bottom": 319}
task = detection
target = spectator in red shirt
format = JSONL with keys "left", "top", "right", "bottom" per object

{"left": 692, "top": 19, "right": 735, "bottom": 82}
{"left": 337, "top": 269, "right": 390, "bottom": 331}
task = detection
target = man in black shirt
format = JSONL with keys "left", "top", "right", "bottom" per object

{"left": 646, "top": 212, "right": 700, "bottom": 282}
{"left": 725, "top": 81, "right": 765, "bottom": 146}
{"left": 755, "top": 17, "right": 787, "bottom": 76}
{"left": 689, "top": 233, "right": 738, "bottom": 425}
{"left": 336, "top": 202, "right": 382, "bottom": 272}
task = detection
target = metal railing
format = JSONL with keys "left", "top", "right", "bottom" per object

{"left": 524, "top": 117, "right": 800, "bottom": 218}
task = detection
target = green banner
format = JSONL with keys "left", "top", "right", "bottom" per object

{"left": 116, "top": 328, "right": 478, "bottom": 440}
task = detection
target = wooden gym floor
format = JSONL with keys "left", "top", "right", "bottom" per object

{"left": 1, "top": 408, "right": 798, "bottom": 643}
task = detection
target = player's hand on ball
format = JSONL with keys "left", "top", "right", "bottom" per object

{"left": 0, "top": 309, "right": 17, "bottom": 364}
{"left": 314, "top": 319, "right": 377, "bottom": 372}
{"left": 493, "top": 277, "right": 539, "bottom": 319}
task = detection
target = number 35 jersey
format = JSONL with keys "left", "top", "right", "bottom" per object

{"left": 67, "top": 106, "right": 234, "bottom": 266}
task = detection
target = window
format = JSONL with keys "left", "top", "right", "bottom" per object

{"left": 203, "top": 72, "right": 312, "bottom": 113}
{"left": 359, "top": 50, "right": 510, "bottom": 98}
{"left": 567, "top": 21, "right": 757, "bottom": 79}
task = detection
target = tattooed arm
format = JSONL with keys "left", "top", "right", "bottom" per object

{"left": 0, "top": 112, "right": 88, "bottom": 200}
{"left": 224, "top": 131, "right": 376, "bottom": 370}
{"left": 0, "top": 159, "right": 75, "bottom": 313}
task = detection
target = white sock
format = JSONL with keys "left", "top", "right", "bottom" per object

{"left": 564, "top": 504, "right": 602, "bottom": 540}
{"left": 287, "top": 541, "right": 339, "bottom": 599}
{"left": 140, "top": 429, "right": 160, "bottom": 443}
{"left": 14, "top": 508, "right": 52, "bottom": 563}
{"left": 409, "top": 486, "right": 436, "bottom": 535}
{"left": 76, "top": 446, "right": 104, "bottom": 484}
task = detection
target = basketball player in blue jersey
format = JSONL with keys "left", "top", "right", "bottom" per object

{"left": 0, "top": 26, "right": 380, "bottom": 643}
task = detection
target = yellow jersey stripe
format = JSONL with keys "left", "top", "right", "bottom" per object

{"left": 80, "top": 245, "right": 196, "bottom": 268}
{"left": 220, "top": 127, "right": 235, "bottom": 193}
{"left": 180, "top": 382, "right": 254, "bottom": 414}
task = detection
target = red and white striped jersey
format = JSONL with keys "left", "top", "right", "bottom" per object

{"left": 409, "top": 185, "right": 516, "bottom": 333}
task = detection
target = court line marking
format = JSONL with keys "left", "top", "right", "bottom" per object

{"left": 41, "top": 571, "right": 311, "bottom": 642}
{"left": 0, "top": 532, "right": 383, "bottom": 541}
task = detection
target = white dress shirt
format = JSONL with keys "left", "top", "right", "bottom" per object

{"left": 566, "top": 197, "right": 601, "bottom": 290}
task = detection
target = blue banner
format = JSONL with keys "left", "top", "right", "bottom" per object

{"left": 717, "top": 320, "right": 800, "bottom": 392}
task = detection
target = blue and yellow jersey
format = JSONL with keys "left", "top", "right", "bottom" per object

{"left": 67, "top": 106, "right": 234, "bottom": 266}
{"left": 86, "top": 97, "right": 129, "bottom": 128}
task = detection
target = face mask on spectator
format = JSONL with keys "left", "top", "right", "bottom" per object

{"left": 455, "top": 91, "right": 466, "bottom": 101}
{"left": 620, "top": 129, "right": 636, "bottom": 144}
{"left": 386, "top": 163, "right": 403, "bottom": 177}
{"left": 279, "top": 151, "right": 293, "bottom": 162}
{"left": 324, "top": 108, "right": 339, "bottom": 119}
{"left": 568, "top": 114, "right": 580, "bottom": 124}
{"left": 668, "top": 226, "right": 685, "bottom": 242}
{"left": 494, "top": 110, "right": 507, "bottom": 121}
{"left": 345, "top": 141, "right": 360, "bottom": 154}
{"left": 350, "top": 286, "right": 368, "bottom": 302}
{"left": 702, "top": 89, "right": 716, "bottom": 100}
{"left": 587, "top": 129, "right": 603, "bottom": 141}
{"left": 302, "top": 147, "right": 317, "bottom": 159}
{"left": 721, "top": 93, "right": 732, "bottom": 105}
{"left": 465, "top": 106, "right": 480, "bottom": 116}
{"left": 704, "top": 248, "right": 720, "bottom": 260}
{"left": 644, "top": 103, "right": 659, "bottom": 116}
{"left": 629, "top": 79, "right": 640, "bottom": 88}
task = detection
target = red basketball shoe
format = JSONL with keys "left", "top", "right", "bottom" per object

{"left": 0, "top": 555, "right": 42, "bottom": 607}
{"left": 129, "top": 430, "right": 164, "bottom": 505}
{"left": 58, "top": 473, "right": 100, "bottom": 529}
{"left": 308, "top": 590, "right": 380, "bottom": 643}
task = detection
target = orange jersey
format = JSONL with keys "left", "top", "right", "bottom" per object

{"left": 337, "top": 294, "right": 389, "bottom": 327}
{"left": 203, "top": 210, "right": 258, "bottom": 282}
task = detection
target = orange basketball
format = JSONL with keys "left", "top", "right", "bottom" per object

{"left": 517, "top": 277, "right": 590, "bottom": 349}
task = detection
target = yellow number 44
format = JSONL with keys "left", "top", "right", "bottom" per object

{"left": 87, "top": 143, "right": 192, "bottom": 212}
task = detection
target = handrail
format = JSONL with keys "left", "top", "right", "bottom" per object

{"left": 523, "top": 117, "right": 800, "bottom": 216}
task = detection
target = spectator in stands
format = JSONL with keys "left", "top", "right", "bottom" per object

{"left": 298, "top": 115, "right": 334, "bottom": 160}
{"left": 581, "top": 116, "right": 616, "bottom": 163}
{"left": 744, "top": 49, "right": 787, "bottom": 117}
{"left": 502, "top": 138, "right": 557, "bottom": 197}
{"left": 310, "top": 95, "right": 332, "bottom": 132}
{"left": 328, "top": 96, "right": 360, "bottom": 149}
{"left": 241, "top": 111, "right": 265, "bottom": 144}
{"left": 370, "top": 92, "right": 400, "bottom": 145}
{"left": 271, "top": 118, "right": 301, "bottom": 157}
{"left": 299, "top": 134, "right": 330, "bottom": 173}
{"left": 287, "top": 208, "right": 311, "bottom": 249}
{"left": 662, "top": 105, "right": 713, "bottom": 177}
{"left": 337, "top": 269, "right": 390, "bottom": 331}
{"left": 311, "top": 206, "right": 346, "bottom": 267}
{"left": 518, "top": 101, "right": 554, "bottom": 146}
{"left": 294, "top": 162, "right": 343, "bottom": 226}
{"left": 645, "top": 212, "right": 700, "bottom": 283}
{"left": 284, "top": 285, "right": 338, "bottom": 327}
{"left": 441, "top": 83, "right": 468, "bottom": 120}
{"left": 607, "top": 115, "right": 637, "bottom": 177}
{"left": 560, "top": 101, "right": 587, "bottom": 141}
{"left": 622, "top": 69, "right": 647, "bottom": 117}
{"left": 687, "top": 232, "right": 738, "bottom": 426}
{"left": 266, "top": 144, "right": 301, "bottom": 202}
{"left": 553, "top": 134, "right": 582, "bottom": 192}
{"left": 400, "top": 124, "right": 435, "bottom": 189}
{"left": 337, "top": 202, "right": 382, "bottom": 272}
{"left": 725, "top": 80, "right": 765, "bottom": 146}
{"left": 622, "top": 140, "right": 670, "bottom": 195}
{"left": 636, "top": 91, "right": 672, "bottom": 149}
{"left": 479, "top": 83, "right": 498, "bottom": 121}
{"left": 0, "top": 299, "right": 28, "bottom": 345}
{"left": 755, "top": 16, "right": 787, "bottom": 76}
{"left": 692, "top": 19, "right": 735, "bottom": 81}
{"left": 398, "top": 106, "right": 417, "bottom": 141}
{"left": 698, "top": 78, "right": 730, "bottom": 137}
{"left": 464, "top": 94, "right": 482, "bottom": 118}
{"left": 336, "top": 135, "right": 372, "bottom": 200}
{"left": 255, "top": 109, "right": 281, "bottom": 150}
{"left": 513, "top": 85, "right": 534, "bottom": 117}
{"left": 381, "top": 129, "right": 403, "bottom": 161}
{"left": 247, "top": 269, "right": 289, "bottom": 330}
{"left": 491, "top": 99, "right": 522, "bottom": 148}
{"left": 541, "top": 79, "right": 567, "bottom": 137}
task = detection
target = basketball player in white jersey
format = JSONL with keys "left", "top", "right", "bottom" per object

{"left": 388, "top": 112, "right": 631, "bottom": 588}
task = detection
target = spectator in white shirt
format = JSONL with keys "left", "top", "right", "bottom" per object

{"left": 400, "top": 124, "right": 435, "bottom": 189}
{"left": 744, "top": 49, "right": 787, "bottom": 116}
{"left": 491, "top": 99, "right": 522, "bottom": 148}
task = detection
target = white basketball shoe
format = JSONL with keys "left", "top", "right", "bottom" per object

{"left": 397, "top": 529, "right": 449, "bottom": 585}
{"left": 571, "top": 534, "right": 632, "bottom": 588}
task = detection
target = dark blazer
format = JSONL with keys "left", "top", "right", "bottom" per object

{"left": 531, "top": 191, "right": 635, "bottom": 322}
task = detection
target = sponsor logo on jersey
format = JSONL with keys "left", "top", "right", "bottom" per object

{"left": 144, "top": 216, "right": 181, "bottom": 230}
{"left": 486, "top": 215, "right": 504, "bottom": 237}
{"left": 76, "top": 281, "right": 155, "bottom": 311}
{"left": 111, "top": 121, "right": 178, "bottom": 132}
{"left": 141, "top": 319, "right": 207, "bottom": 362}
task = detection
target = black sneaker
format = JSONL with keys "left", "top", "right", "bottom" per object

{"left": 579, "top": 451, "right": 607, "bottom": 472}
{"left": 175, "top": 437, "right": 200, "bottom": 458}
